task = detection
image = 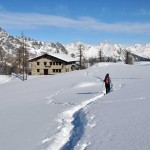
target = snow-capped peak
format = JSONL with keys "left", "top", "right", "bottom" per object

{"left": 0, "top": 27, "right": 150, "bottom": 61}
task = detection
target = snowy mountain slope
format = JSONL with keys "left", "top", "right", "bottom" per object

{"left": 64, "top": 41, "right": 126, "bottom": 60}
{"left": 65, "top": 41, "right": 150, "bottom": 61}
{"left": 0, "top": 28, "right": 68, "bottom": 58}
{"left": 0, "top": 62, "right": 150, "bottom": 150}
{"left": 127, "top": 43, "right": 150, "bottom": 59}
{"left": 0, "top": 27, "right": 150, "bottom": 61}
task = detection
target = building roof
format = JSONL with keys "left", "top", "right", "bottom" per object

{"left": 29, "top": 53, "right": 78, "bottom": 62}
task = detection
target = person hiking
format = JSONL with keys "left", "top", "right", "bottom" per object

{"left": 104, "top": 73, "right": 111, "bottom": 94}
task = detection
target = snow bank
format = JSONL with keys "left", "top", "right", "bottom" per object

{"left": 0, "top": 75, "right": 11, "bottom": 84}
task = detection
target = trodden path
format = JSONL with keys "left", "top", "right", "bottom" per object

{"left": 43, "top": 93, "right": 105, "bottom": 150}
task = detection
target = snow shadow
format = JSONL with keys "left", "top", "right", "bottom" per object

{"left": 61, "top": 109, "right": 87, "bottom": 150}
{"left": 112, "top": 77, "right": 142, "bottom": 80}
{"left": 12, "top": 73, "right": 26, "bottom": 81}
{"left": 77, "top": 92, "right": 99, "bottom": 95}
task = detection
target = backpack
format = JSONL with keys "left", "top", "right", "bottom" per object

{"left": 105, "top": 77, "right": 109, "bottom": 84}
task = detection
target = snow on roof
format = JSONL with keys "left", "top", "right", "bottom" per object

{"left": 29, "top": 53, "right": 78, "bottom": 62}
{"left": 48, "top": 53, "right": 78, "bottom": 62}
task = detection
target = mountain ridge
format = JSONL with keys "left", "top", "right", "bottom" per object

{"left": 0, "top": 27, "right": 150, "bottom": 62}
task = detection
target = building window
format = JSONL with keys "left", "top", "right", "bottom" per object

{"left": 53, "top": 62, "right": 55, "bottom": 65}
{"left": 37, "top": 69, "right": 40, "bottom": 72}
{"left": 53, "top": 69, "right": 61, "bottom": 73}
{"left": 44, "top": 62, "right": 47, "bottom": 65}
{"left": 56, "top": 62, "right": 59, "bottom": 65}
{"left": 50, "top": 62, "right": 52, "bottom": 65}
{"left": 37, "top": 62, "right": 40, "bottom": 65}
{"left": 59, "top": 62, "right": 61, "bottom": 65}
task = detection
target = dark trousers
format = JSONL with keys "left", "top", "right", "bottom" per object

{"left": 105, "top": 84, "right": 110, "bottom": 94}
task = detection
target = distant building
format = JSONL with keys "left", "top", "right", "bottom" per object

{"left": 29, "top": 53, "right": 78, "bottom": 75}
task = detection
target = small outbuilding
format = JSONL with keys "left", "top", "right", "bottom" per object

{"left": 29, "top": 53, "right": 78, "bottom": 75}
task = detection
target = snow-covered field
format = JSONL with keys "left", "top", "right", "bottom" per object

{"left": 0, "top": 62, "right": 150, "bottom": 150}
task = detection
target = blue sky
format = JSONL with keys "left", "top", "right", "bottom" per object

{"left": 0, "top": 0, "right": 150, "bottom": 45}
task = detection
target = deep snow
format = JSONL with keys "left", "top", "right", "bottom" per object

{"left": 0, "top": 62, "right": 150, "bottom": 150}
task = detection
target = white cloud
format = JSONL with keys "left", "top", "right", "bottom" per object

{"left": 0, "top": 11, "right": 150, "bottom": 34}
